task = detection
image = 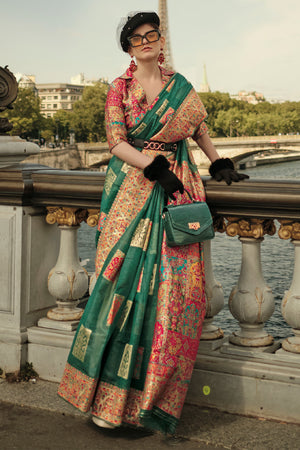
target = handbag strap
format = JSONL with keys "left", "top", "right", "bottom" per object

{"left": 169, "top": 188, "right": 195, "bottom": 204}
{"left": 183, "top": 188, "right": 195, "bottom": 203}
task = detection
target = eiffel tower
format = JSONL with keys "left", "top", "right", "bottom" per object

{"left": 158, "top": 0, "right": 174, "bottom": 70}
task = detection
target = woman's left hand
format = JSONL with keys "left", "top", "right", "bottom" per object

{"left": 209, "top": 158, "right": 249, "bottom": 185}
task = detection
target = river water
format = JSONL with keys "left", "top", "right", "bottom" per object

{"left": 78, "top": 160, "right": 300, "bottom": 340}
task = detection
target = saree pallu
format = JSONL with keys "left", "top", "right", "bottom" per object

{"left": 58, "top": 73, "right": 207, "bottom": 434}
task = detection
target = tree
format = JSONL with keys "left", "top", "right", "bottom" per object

{"left": 53, "top": 109, "right": 73, "bottom": 143}
{"left": 213, "top": 108, "right": 246, "bottom": 137}
{"left": 199, "top": 91, "right": 233, "bottom": 115}
{"left": 199, "top": 91, "right": 253, "bottom": 136}
{"left": 197, "top": 90, "right": 300, "bottom": 137}
{"left": 3, "top": 88, "right": 48, "bottom": 139}
{"left": 279, "top": 110, "right": 300, "bottom": 134}
{"left": 199, "top": 92, "right": 232, "bottom": 136}
{"left": 70, "top": 82, "right": 108, "bottom": 142}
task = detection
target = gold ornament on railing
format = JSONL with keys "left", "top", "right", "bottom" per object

{"left": 46, "top": 207, "right": 99, "bottom": 227}
{"left": 86, "top": 209, "right": 100, "bottom": 227}
{"left": 213, "top": 215, "right": 226, "bottom": 233}
{"left": 225, "top": 217, "right": 276, "bottom": 239}
{"left": 278, "top": 220, "right": 300, "bottom": 240}
{"left": 46, "top": 207, "right": 88, "bottom": 226}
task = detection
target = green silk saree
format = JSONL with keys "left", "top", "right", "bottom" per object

{"left": 58, "top": 73, "right": 207, "bottom": 434}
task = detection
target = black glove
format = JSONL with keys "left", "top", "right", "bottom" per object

{"left": 209, "top": 158, "right": 249, "bottom": 185}
{"left": 144, "top": 155, "right": 184, "bottom": 200}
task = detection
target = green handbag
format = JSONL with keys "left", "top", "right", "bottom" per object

{"left": 162, "top": 190, "right": 215, "bottom": 247}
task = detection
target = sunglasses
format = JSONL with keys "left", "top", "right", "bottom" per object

{"left": 127, "top": 29, "right": 161, "bottom": 48}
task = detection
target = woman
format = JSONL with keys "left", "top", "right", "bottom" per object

{"left": 58, "top": 12, "right": 248, "bottom": 434}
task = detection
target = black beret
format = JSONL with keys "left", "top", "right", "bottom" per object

{"left": 120, "top": 12, "right": 160, "bottom": 52}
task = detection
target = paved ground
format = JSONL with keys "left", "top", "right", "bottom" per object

{"left": 0, "top": 402, "right": 223, "bottom": 450}
{"left": 0, "top": 378, "right": 300, "bottom": 450}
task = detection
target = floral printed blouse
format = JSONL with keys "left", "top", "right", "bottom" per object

{"left": 105, "top": 66, "right": 208, "bottom": 151}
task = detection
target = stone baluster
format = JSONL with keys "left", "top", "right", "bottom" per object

{"left": 278, "top": 220, "right": 300, "bottom": 354}
{"left": 44, "top": 207, "right": 89, "bottom": 325}
{"left": 201, "top": 216, "right": 225, "bottom": 341}
{"left": 226, "top": 217, "right": 276, "bottom": 347}
{"left": 85, "top": 208, "right": 99, "bottom": 295}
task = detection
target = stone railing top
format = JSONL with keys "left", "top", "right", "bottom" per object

{"left": 201, "top": 177, "right": 300, "bottom": 220}
{"left": 0, "top": 164, "right": 104, "bottom": 207}
{"left": 0, "top": 164, "right": 300, "bottom": 221}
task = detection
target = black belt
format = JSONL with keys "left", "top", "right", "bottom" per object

{"left": 127, "top": 137, "right": 177, "bottom": 152}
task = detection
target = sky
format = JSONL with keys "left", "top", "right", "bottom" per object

{"left": 2, "top": 0, "right": 300, "bottom": 101}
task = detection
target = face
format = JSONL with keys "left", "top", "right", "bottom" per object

{"left": 128, "top": 23, "right": 165, "bottom": 63}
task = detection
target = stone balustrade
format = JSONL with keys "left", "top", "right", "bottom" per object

{"left": 0, "top": 164, "right": 300, "bottom": 423}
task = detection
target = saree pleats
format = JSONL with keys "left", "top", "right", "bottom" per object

{"left": 58, "top": 73, "right": 207, "bottom": 434}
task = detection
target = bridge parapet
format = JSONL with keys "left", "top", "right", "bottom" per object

{"left": 0, "top": 164, "right": 300, "bottom": 423}
{"left": 24, "top": 136, "right": 300, "bottom": 172}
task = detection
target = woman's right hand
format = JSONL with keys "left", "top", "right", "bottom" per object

{"left": 143, "top": 155, "right": 184, "bottom": 200}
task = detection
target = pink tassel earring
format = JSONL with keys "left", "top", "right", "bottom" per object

{"left": 158, "top": 50, "right": 165, "bottom": 65}
{"left": 129, "top": 57, "right": 137, "bottom": 72}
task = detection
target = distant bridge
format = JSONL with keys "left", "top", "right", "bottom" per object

{"left": 25, "top": 136, "right": 300, "bottom": 172}
{"left": 192, "top": 136, "right": 300, "bottom": 173}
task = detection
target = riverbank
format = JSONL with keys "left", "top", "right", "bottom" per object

{"left": 237, "top": 149, "right": 300, "bottom": 169}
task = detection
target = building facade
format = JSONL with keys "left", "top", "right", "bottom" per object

{"left": 70, "top": 73, "right": 108, "bottom": 86}
{"left": 231, "top": 90, "right": 264, "bottom": 105}
{"left": 36, "top": 83, "right": 84, "bottom": 118}
{"left": 15, "top": 74, "right": 38, "bottom": 93}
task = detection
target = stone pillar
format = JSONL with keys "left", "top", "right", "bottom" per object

{"left": 226, "top": 218, "right": 276, "bottom": 347}
{"left": 47, "top": 225, "right": 87, "bottom": 320}
{"left": 201, "top": 240, "right": 224, "bottom": 341}
{"left": 278, "top": 221, "right": 300, "bottom": 354}
{"left": 40, "top": 207, "right": 89, "bottom": 329}
{"left": 85, "top": 208, "right": 99, "bottom": 295}
{"left": 27, "top": 207, "right": 99, "bottom": 381}
{"left": 0, "top": 204, "right": 59, "bottom": 372}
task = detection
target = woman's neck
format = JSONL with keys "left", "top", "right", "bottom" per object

{"left": 134, "top": 61, "right": 162, "bottom": 80}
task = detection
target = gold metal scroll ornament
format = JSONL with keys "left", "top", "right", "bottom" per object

{"left": 46, "top": 207, "right": 99, "bottom": 227}
{"left": 225, "top": 217, "right": 276, "bottom": 239}
{"left": 278, "top": 220, "right": 300, "bottom": 240}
